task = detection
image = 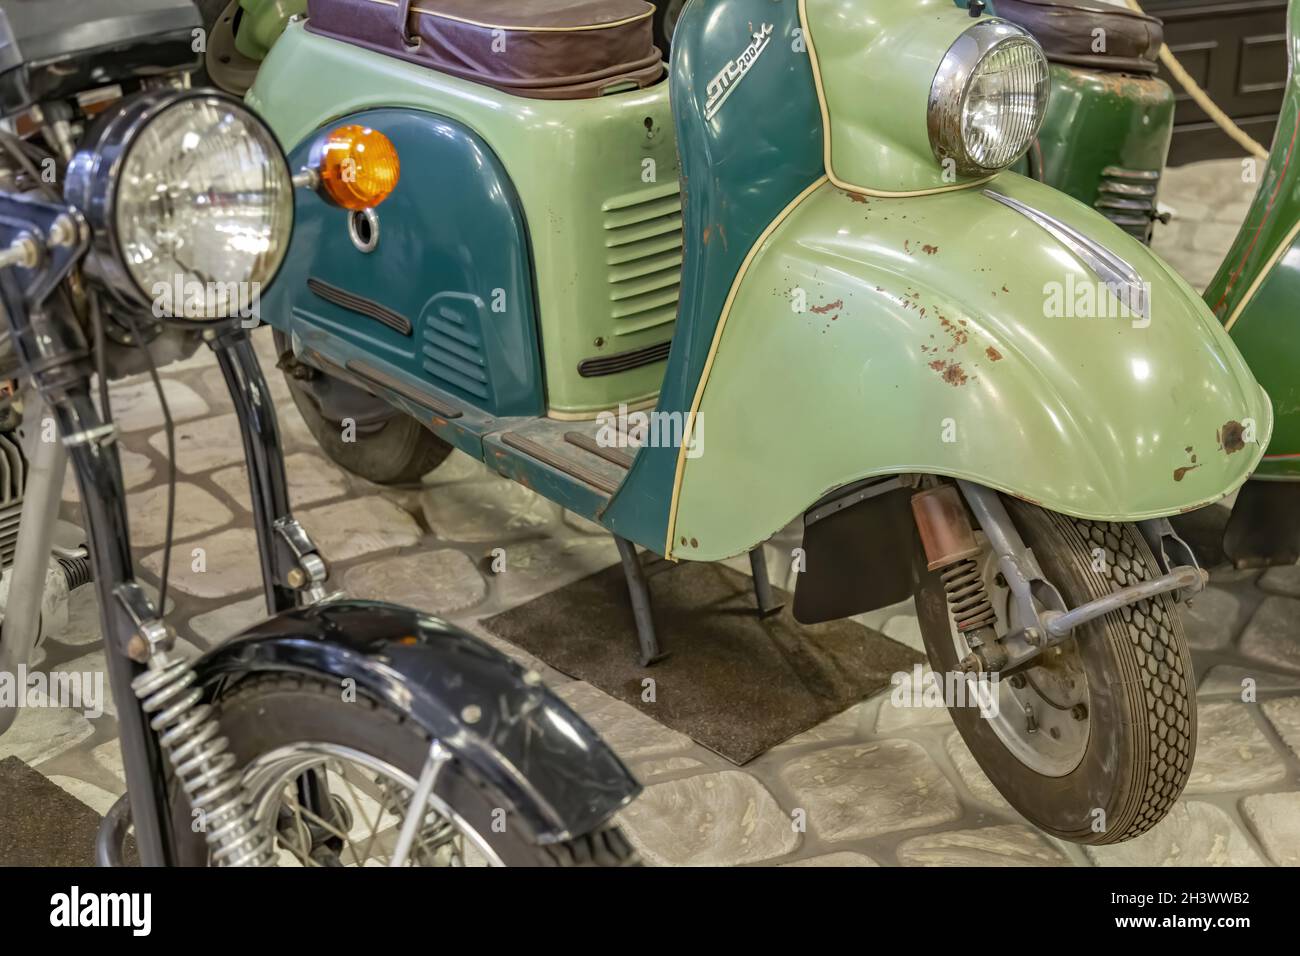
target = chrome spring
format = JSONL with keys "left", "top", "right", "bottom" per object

{"left": 940, "top": 558, "right": 997, "bottom": 633}
{"left": 131, "top": 654, "right": 275, "bottom": 867}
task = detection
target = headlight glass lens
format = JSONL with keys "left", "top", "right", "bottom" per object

{"left": 115, "top": 97, "right": 292, "bottom": 320}
{"left": 929, "top": 23, "right": 1050, "bottom": 176}
{"left": 962, "top": 38, "right": 1050, "bottom": 170}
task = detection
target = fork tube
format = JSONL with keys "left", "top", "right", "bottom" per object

{"left": 3, "top": 291, "right": 174, "bottom": 866}
{"left": 59, "top": 391, "right": 176, "bottom": 866}
{"left": 208, "top": 326, "right": 297, "bottom": 614}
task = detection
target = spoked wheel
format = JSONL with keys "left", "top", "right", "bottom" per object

{"left": 171, "top": 674, "right": 640, "bottom": 867}
{"left": 914, "top": 497, "right": 1196, "bottom": 844}
{"left": 272, "top": 331, "right": 452, "bottom": 485}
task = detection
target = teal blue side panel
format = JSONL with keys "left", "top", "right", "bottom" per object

{"left": 599, "top": 0, "right": 825, "bottom": 551}
{"left": 262, "top": 107, "right": 544, "bottom": 418}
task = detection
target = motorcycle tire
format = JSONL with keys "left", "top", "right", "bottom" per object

{"left": 652, "top": 0, "right": 687, "bottom": 56}
{"left": 274, "top": 334, "right": 453, "bottom": 485}
{"left": 914, "top": 496, "right": 1196, "bottom": 845}
{"left": 170, "top": 672, "right": 640, "bottom": 867}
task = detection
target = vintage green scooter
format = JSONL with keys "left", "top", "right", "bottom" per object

{"left": 960, "top": 0, "right": 1300, "bottom": 566}
{"left": 235, "top": 0, "right": 1272, "bottom": 845}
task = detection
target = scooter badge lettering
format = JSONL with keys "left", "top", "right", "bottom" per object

{"left": 704, "top": 23, "right": 775, "bottom": 120}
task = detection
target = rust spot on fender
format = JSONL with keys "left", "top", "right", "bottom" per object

{"left": 1218, "top": 420, "right": 1246, "bottom": 454}
{"left": 938, "top": 316, "right": 969, "bottom": 351}
{"left": 929, "top": 359, "right": 968, "bottom": 387}
{"left": 810, "top": 299, "right": 843, "bottom": 315}
{"left": 922, "top": 244, "right": 939, "bottom": 255}
{"left": 845, "top": 191, "right": 868, "bottom": 204}
{"left": 985, "top": 346, "right": 1003, "bottom": 362}
{"left": 1173, "top": 464, "right": 1201, "bottom": 482}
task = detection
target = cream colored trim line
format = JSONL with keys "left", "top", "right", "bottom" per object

{"left": 1223, "top": 217, "right": 1300, "bottom": 332}
{"left": 797, "top": 0, "right": 993, "bottom": 198}
{"left": 366, "top": 0, "right": 653, "bottom": 33}
{"left": 663, "top": 175, "right": 830, "bottom": 559}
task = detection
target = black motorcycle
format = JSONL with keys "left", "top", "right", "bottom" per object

{"left": 0, "top": 0, "right": 639, "bottom": 867}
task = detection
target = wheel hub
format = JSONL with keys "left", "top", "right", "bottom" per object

{"left": 949, "top": 545, "right": 1091, "bottom": 776}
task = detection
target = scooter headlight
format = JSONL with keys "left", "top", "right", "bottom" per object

{"left": 65, "top": 89, "right": 293, "bottom": 322}
{"left": 928, "top": 20, "right": 1049, "bottom": 177}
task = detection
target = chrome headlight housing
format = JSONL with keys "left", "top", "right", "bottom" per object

{"left": 928, "top": 20, "right": 1050, "bottom": 177}
{"left": 65, "top": 89, "right": 293, "bottom": 322}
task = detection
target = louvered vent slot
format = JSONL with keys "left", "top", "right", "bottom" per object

{"left": 1096, "top": 166, "right": 1160, "bottom": 240}
{"left": 422, "top": 307, "right": 490, "bottom": 400}
{"left": 602, "top": 181, "right": 683, "bottom": 338}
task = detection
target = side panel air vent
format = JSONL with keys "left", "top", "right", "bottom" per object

{"left": 1095, "top": 166, "right": 1160, "bottom": 241}
{"left": 307, "top": 277, "right": 412, "bottom": 335}
{"left": 578, "top": 339, "right": 672, "bottom": 377}
{"left": 420, "top": 292, "right": 491, "bottom": 401}
{"left": 602, "top": 181, "right": 683, "bottom": 339}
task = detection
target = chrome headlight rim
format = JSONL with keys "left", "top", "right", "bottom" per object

{"left": 927, "top": 19, "right": 1050, "bottom": 178}
{"left": 64, "top": 87, "right": 294, "bottom": 324}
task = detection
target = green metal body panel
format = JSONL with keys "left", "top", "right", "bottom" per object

{"left": 264, "top": 107, "right": 545, "bottom": 419}
{"left": 803, "top": 0, "right": 987, "bottom": 194}
{"left": 601, "top": 0, "right": 826, "bottom": 550}
{"left": 1204, "top": 0, "right": 1300, "bottom": 479}
{"left": 233, "top": 0, "right": 304, "bottom": 60}
{"left": 672, "top": 173, "right": 1272, "bottom": 561}
{"left": 248, "top": 21, "right": 681, "bottom": 417}
{"left": 1036, "top": 65, "right": 1175, "bottom": 234}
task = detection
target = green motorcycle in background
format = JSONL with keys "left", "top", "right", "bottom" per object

{"left": 193, "top": 0, "right": 1280, "bottom": 846}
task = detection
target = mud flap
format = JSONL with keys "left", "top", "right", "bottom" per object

{"left": 792, "top": 481, "right": 918, "bottom": 625}
{"left": 1223, "top": 480, "right": 1300, "bottom": 568}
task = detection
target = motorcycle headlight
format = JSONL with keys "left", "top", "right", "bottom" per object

{"left": 65, "top": 89, "right": 293, "bottom": 322}
{"left": 928, "top": 20, "right": 1049, "bottom": 177}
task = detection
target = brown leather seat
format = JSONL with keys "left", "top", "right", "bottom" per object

{"left": 992, "top": 0, "right": 1164, "bottom": 75}
{"left": 306, "top": 0, "right": 664, "bottom": 99}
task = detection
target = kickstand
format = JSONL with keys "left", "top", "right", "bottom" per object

{"left": 614, "top": 536, "right": 668, "bottom": 666}
{"left": 749, "top": 547, "right": 785, "bottom": 618}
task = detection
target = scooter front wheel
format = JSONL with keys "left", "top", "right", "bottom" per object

{"left": 913, "top": 498, "right": 1196, "bottom": 845}
{"left": 169, "top": 673, "right": 640, "bottom": 867}
{"left": 274, "top": 333, "right": 453, "bottom": 485}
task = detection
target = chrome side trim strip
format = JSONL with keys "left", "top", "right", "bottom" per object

{"left": 984, "top": 189, "right": 1149, "bottom": 321}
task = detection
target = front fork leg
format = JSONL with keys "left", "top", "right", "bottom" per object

{"left": 205, "top": 324, "right": 343, "bottom": 849}
{"left": 913, "top": 481, "right": 1205, "bottom": 675}
{"left": 206, "top": 325, "right": 320, "bottom": 613}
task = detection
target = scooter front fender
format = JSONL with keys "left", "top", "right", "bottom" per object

{"left": 193, "top": 600, "right": 640, "bottom": 843}
{"left": 670, "top": 173, "right": 1272, "bottom": 561}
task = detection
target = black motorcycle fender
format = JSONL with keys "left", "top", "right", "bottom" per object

{"left": 192, "top": 600, "right": 641, "bottom": 844}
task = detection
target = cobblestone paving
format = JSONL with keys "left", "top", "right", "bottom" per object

{"left": 6, "top": 159, "right": 1299, "bottom": 866}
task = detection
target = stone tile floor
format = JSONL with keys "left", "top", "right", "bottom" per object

{"left": 5, "top": 158, "right": 1300, "bottom": 866}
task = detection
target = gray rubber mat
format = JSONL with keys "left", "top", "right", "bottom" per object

{"left": 483, "top": 559, "right": 923, "bottom": 763}
{"left": 0, "top": 756, "right": 102, "bottom": 866}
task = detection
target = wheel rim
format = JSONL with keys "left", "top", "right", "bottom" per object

{"left": 947, "top": 541, "right": 1091, "bottom": 777}
{"left": 237, "top": 742, "right": 503, "bottom": 867}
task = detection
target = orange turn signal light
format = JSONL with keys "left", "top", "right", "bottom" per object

{"left": 316, "top": 125, "right": 400, "bottom": 210}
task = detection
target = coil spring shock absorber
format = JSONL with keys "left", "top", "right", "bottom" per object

{"left": 939, "top": 560, "right": 997, "bottom": 632}
{"left": 911, "top": 485, "right": 1006, "bottom": 672}
{"left": 132, "top": 651, "right": 275, "bottom": 866}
